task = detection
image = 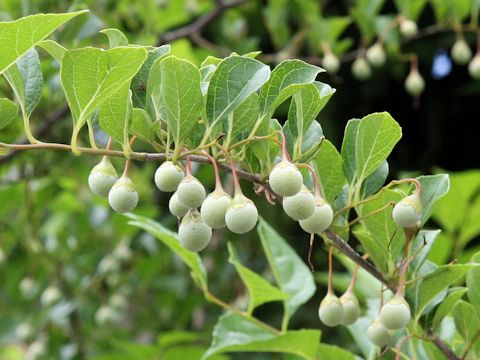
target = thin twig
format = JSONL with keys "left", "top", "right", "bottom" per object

{"left": 157, "top": 0, "right": 249, "bottom": 45}
{"left": 428, "top": 331, "right": 461, "bottom": 360}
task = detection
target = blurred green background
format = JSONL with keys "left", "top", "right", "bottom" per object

{"left": 1, "top": 0, "right": 480, "bottom": 359}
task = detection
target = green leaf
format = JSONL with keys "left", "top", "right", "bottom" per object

{"left": 259, "top": 59, "right": 323, "bottom": 117}
{"left": 432, "top": 287, "right": 468, "bottom": 330}
{"left": 414, "top": 264, "right": 475, "bottom": 318}
{"left": 37, "top": 40, "right": 66, "bottom": 63}
{"left": 101, "top": 28, "right": 129, "bottom": 47}
{"left": 206, "top": 56, "right": 270, "bottom": 127}
{"left": 204, "top": 312, "right": 321, "bottom": 359}
{"left": 159, "top": 55, "right": 203, "bottom": 145}
{"left": 466, "top": 252, "right": 480, "bottom": 314}
{"left": 356, "top": 189, "right": 404, "bottom": 274}
{"left": 453, "top": 300, "right": 480, "bottom": 344}
{"left": 341, "top": 118, "right": 360, "bottom": 183}
{"left": 355, "top": 112, "right": 402, "bottom": 183}
{"left": 360, "top": 160, "right": 388, "bottom": 198}
{"left": 130, "top": 108, "right": 156, "bottom": 144}
{"left": 61, "top": 46, "right": 148, "bottom": 147}
{"left": 0, "top": 11, "right": 86, "bottom": 75}
{"left": 416, "top": 174, "right": 450, "bottom": 225}
{"left": 0, "top": 98, "right": 18, "bottom": 130}
{"left": 287, "top": 82, "right": 335, "bottom": 139}
{"left": 127, "top": 213, "right": 207, "bottom": 290}
{"left": 227, "top": 242, "right": 288, "bottom": 313}
{"left": 393, "top": 0, "right": 428, "bottom": 20}
{"left": 410, "top": 230, "right": 441, "bottom": 273}
{"left": 132, "top": 45, "right": 170, "bottom": 108}
{"left": 98, "top": 83, "right": 132, "bottom": 150}
{"left": 257, "top": 218, "right": 316, "bottom": 320}
{"left": 315, "top": 344, "right": 356, "bottom": 360}
{"left": 4, "top": 49, "right": 42, "bottom": 116}
{"left": 200, "top": 64, "right": 216, "bottom": 96}
{"left": 228, "top": 93, "right": 260, "bottom": 142}
{"left": 313, "top": 140, "right": 346, "bottom": 203}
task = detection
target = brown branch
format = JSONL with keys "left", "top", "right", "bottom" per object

{"left": 157, "top": 0, "right": 249, "bottom": 45}
{"left": 428, "top": 331, "right": 461, "bottom": 360}
{"left": 325, "top": 230, "right": 395, "bottom": 291}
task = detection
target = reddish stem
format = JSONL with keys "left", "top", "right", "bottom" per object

{"left": 202, "top": 151, "right": 224, "bottom": 192}
{"left": 308, "top": 234, "right": 315, "bottom": 272}
{"left": 297, "top": 163, "right": 322, "bottom": 198}
{"left": 277, "top": 131, "right": 291, "bottom": 162}
{"left": 347, "top": 263, "right": 359, "bottom": 293}
{"left": 185, "top": 156, "right": 192, "bottom": 176}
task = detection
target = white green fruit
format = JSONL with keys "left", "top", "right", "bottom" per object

{"left": 282, "top": 185, "right": 315, "bottom": 220}
{"left": 322, "top": 52, "right": 340, "bottom": 74}
{"left": 225, "top": 194, "right": 259, "bottom": 234}
{"left": 380, "top": 295, "right": 411, "bottom": 330}
{"left": 154, "top": 161, "right": 185, "bottom": 192}
{"left": 88, "top": 156, "right": 118, "bottom": 197}
{"left": 176, "top": 175, "right": 206, "bottom": 209}
{"left": 400, "top": 19, "right": 418, "bottom": 38}
{"left": 451, "top": 39, "right": 472, "bottom": 65}
{"left": 318, "top": 293, "right": 344, "bottom": 327}
{"left": 268, "top": 160, "right": 303, "bottom": 197}
{"left": 40, "top": 286, "right": 62, "bottom": 306}
{"left": 178, "top": 210, "right": 212, "bottom": 252}
{"left": 367, "top": 319, "right": 391, "bottom": 347}
{"left": 299, "top": 197, "right": 333, "bottom": 234}
{"left": 200, "top": 190, "right": 232, "bottom": 229}
{"left": 169, "top": 191, "right": 189, "bottom": 217}
{"left": 405, "top": 70, "right": 425, "bottom": 96}
{"left": 340, "top": 291, "right": 360, "bottom": 326}
{"left": 392, "top": 193, "right": 422, "bottom": 228}
{"left": 366, "top": 43, "right": 386, "bottom": 67}
{"left": 352, "top": 57, "right": 371, "bottom": 81}
{"left": 108, "top": 175, "right": 139, "bottom": 213}
{"left": 468, "top": 54, "right": 480, "bottom": 80}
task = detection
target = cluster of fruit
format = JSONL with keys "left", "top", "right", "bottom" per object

{"left": 321, "top": 15, "right": 480, "bottom": 96}
{"left": 87, "top": 148, "right": 337, "bottom": 253}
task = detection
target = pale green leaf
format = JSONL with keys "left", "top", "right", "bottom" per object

{"left": 229, "top": 93, "right": 260, "bottom": 141}
{"left": 98, "top": 83, "right": 132, "bottom": 149}
{"left": 466, "top": 252, "right": 480, "bottom": 314}
{"left": 101, "top": 28, "right": 129, "bottom": 48}
{"left": 355, "top": 112, "right": 402, "bottom": 182}
{"left": 227, "top": 242, "right": 288, "bottom": 313}
{"left": 204, "top": 312, "right": 321, "bottom": 359}
{"left": 37, "top": 40, "right": 66, "bottom": 64}
{"left": 287, "top": 82, "right": 335, "bottom": 138}
{"left": 132, "top": 45, "right": 170, "bottom": 108}
{"left": 341, "top": 118, "right": 360, "bottom": 183}
{"left": 356, "top": 189, "right": 404, "bottom": 273}
{"left": 415, "top": 174, "right": 450, "bottom": 225}
{"left": 257, "top": 218, "right": 316, "bottom": 319}
{"left": 410, "top": 230, "right": 441, "bottom": 273}
{"left": 415, "top": 264, "right": 475, "bottom": 318}
{"left": 159, "top": 55, "right": 202, "bottom": 145}
{"left": 259, "top": 59, "right": 323, "bottom": 117}
{"left": 315, "top": 344, "right": 356, "bottom": 360}
{"left": 0, "top": 11, "right": 86, "bottom": 75}
{"left": 60, "top": 46, "right": 147, "bottom": 134}
{"left": 206, "top": 56, "right": 270, "bottom": 126}
{"left": 432, "top": 287, "right": 468, "bottom": 330}
{"left": 453, "top": 300, "right": 480, "bottom": 343}
{"left": 0, "top": 98, "right": 18, "bottom": 130}
{"left": 130, "top": 108, "right": 156, "bottom": 144}
{"left": 126, "top": 213, "right": 207, "bottom": 290}
{"left": 4, "top": 49, "right": 42, "bottom": 116}
{"left": 313, "top": 140, "right": 346, "bottom": 203}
